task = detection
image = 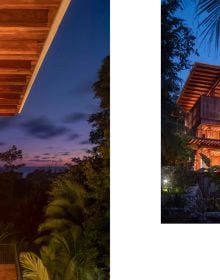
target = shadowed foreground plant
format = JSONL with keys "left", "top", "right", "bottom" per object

{"left": 36, "top": 175, "right": 85, "bottom": 246}
{"left": 20, "top": 252, "right": 50, "bottom": 280}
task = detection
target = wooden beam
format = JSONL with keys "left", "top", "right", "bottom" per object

{"left": 207, "top": 76, "right": 220, "bottom": 96}
{"left": 191, "top": 75, "right": 215, "bottom": 81}
{"left": 0, "top": 68, "right": 31, "bottom": 75}
{"left": 0, "top": 85, "right": 24, "bottom": 92}
{"left": 185, "top": 86, "right": 209, "bottom": 92}
{"left": 189, "top": 80, "right": 213, "bottom": 85}
{"left": 0, "top": 93, "right": 23, "bottom": 99}
{"left": 195, "top": 62, "right": 220, "bottom": 71}
{"left": 0, "top": 104, "right": 18, "bottom": 109}
{"left": 0, "top": 30, "right": 48, "bottom": 41}
{"left": 192, "top": 71, "right": 218, "bottom": 78}
{"left": 0, "top": 40, "right": 39, "bottom": 55}
{"left": 0, "top": 60, "right": 31, "bottom": 68}
{"left": 0, "top": 9, "right": 48, "bottom": 27}
{"left": 179, "top": 96, "right": 199, "bottom": 100}
{"left": 0, "top": 26, "right": 49, "bottom": 32}
{"left": 193, "top": 68, "right": 220, "bottom": 75}
{"left": 0, "top": 81, "right": 27, "bottom": 85}
{"left": 0, "top": 113, "right": 16, "bottom": 116}
{"left": 0, "top": 98, "right": 21, "bottom": 105}
{"left": 0, "top": 0, "right": 61, "bottom": 9}
{"left": 0, "top": 108, "right": 17, "bottom": 114}
{"left": 0, "top": 54, "right": 38, "bottom": 60}
{"left": 0, "top": 74, "right": 27, "bottom": 83}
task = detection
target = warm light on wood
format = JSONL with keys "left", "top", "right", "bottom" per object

{"left": 0, "top": 0, "right": 71, "bottom": 116}
{"left": 178, "top": 62, "right": 220, "bottom": 170}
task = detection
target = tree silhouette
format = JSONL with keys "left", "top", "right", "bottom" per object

{"left": 161, "top": 0, "right": 197, "bottom": 165}
{"left": 0, "top": 145, "right": 25, "bottom": 172}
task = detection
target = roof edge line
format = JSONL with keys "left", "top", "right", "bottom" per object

{"left": 176, "top": 63, "right": 197, "bottom": 105}
{"left": 18, "top": 0, "right": 71, "bottom": 113}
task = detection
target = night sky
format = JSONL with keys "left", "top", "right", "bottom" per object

{"left": 0, "top": 0, "right": 110, "bottom": 167}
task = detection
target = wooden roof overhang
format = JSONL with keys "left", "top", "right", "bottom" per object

{"left": 177, "top": 62, "right": 220, "bottom": 112}
{"left": 189, "top": 137, "right": 220, "bottom": 148}
{"left": 0, "top": 0, "right": 71, "bottom": 116}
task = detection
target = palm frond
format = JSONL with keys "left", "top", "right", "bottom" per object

{"left": 38, "top": 218, "right": 74, "bottom": 233}
{"left": 20, "top": 252, "right": 50, "bottom": 280}
{"left": 49, "top": 198, "right": 72, "bottom": 209}
{"left": 45, "top": 205, "right": 67, "bottom": 218}
{"left": 63, "top": 257, "right": 77, "bottom": 280}
{"left": 200, "top": 153, "right": 211, "bottom": 167}
{"left": 197, "top": 0, "right": 220, "bottom": 50}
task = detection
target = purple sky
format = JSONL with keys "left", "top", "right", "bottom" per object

{"left": 0, "top": 0, "right": 110, "bottom": 167}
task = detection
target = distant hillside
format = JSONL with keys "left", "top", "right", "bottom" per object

{"left": 0, "top": 166, "right": 67, "bottom": 177}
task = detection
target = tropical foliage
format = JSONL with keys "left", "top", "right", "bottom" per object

{"left": 20, "top": 252, "right": 50, "bottom": 280}
{"left": 161, "top": 0, "right": 197, "bottom": 165}
{"left": 197, "top": 0, "right": 220, "bottom": 50}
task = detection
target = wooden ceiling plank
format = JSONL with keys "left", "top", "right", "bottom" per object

{"left": 0, "top": 9, "right": 48, "bottom": 27}
{"left": 194, "top": 69, "right": 220, "bottom": 75}
{"left": 0, "top": 0, "right": 61, "bottom": 9}
{"left": 192, "top": 71, "right": 218, "bottom": 78}
{"left": 189, "top": 79, "right": 213, "bottom": 85}
{"left": 0, "top": 108, "right": 17, "bottom": 113}
{"left": 0, "top": 104, "right": 18, "bottom": 109}
{"left": 0, "top": 93, "right": 23, "bottom": 99}
{"left": 0, "top": 81, "right": 27, "bottom": 86}
{"left": 0, "top": 40, "right": 39, "bottom": 55}
{"left": 0, "top": 30, "right": 48, "bottom": 41}
{"left": 0, "top": 74, "right": 27, "bottom": 82}
{"left": 0, "top": 113, "right": 16, "bottom": 116}
{"left": 0, "top": 98, "right": 21, "bottom": 105}
{"left": 195, "top": 63, "right": 220, "bottom": 71}
{"left": 0, "top": 85, "right": 24, "bottom": 91}
{"left": 206, "top": 76, "right": 220, "bottom": 96}
{"left": 0, "top": 69, "right": 32, "bottom": 75}
{"left": 0, "top": 54, "right": 38, "bottom": 60}
{"left": 191, "top": 74, "right": 215, "bottom": 80}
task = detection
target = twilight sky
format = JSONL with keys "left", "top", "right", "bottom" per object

{"left": 0, "top": 0, "right": 110, "bottom": 167}
{"left": 176, "top": 0, "right": 220, "bottom": 84}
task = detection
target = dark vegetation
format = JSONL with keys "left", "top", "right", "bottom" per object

{"left": 161, "top": 0, "right": 197, "bottom": 166}
{"left": 0, "top": 56, "right": 110, "bottom": 279}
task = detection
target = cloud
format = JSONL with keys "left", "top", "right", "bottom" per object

{"left": 61, "top": 152, "right": 70, "bottom": 156}
{"left": 63, "top": 113, "right": 88, "bottom": 123}
{"left": 0, "top": 117, "right": 17, "bottom": 130}
{"left": 81, "top": 148, "right": 89, "bottom": 152}
{"left": 29, "top": 159, "right": 56, "bottom": 163}
{"left": 0, "top": 142, "right": 6, "bottom": 146}
{"left": 43, "top": 153, "right": 50, "bottom": 156}
{"left": 22, "top": 116, "right": 69, "bottom": 139}
{"left": 34, "top": 155, "right": 40, "bottom": 159}
{"left": 67, "top": 133, "right": 80, "bottom": 140}
{"left": 79, "top": 140, "right": 91, "bottom": 145}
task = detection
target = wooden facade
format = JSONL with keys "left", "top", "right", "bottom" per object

{"left": 0, "top": 0, "right": 71, "bottom": 116}
{"left": 185, "top": 95, "right": 220, "bottom": 129}
{"left": 177, "top": 63, "right": 220, "bottom": 170}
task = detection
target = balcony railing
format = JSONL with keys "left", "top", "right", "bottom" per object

{"left": 196, "top": 129, "right": 220, "bottom": 140}
{"left": 0, "top": 244, "right": 22, "bottom": 280}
